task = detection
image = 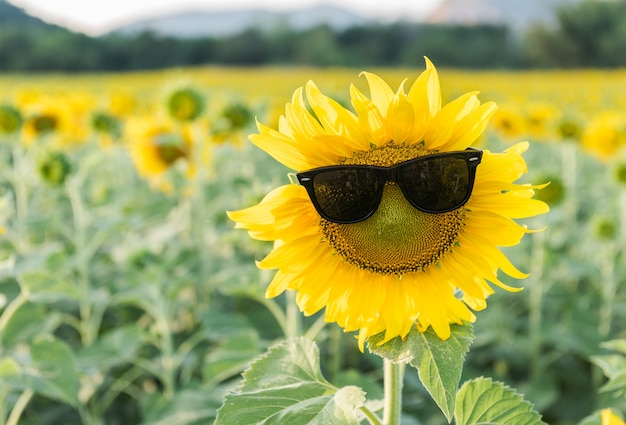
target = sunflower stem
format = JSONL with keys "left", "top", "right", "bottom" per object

{"left": 620, "top": 188, "right": 626, "bottom": 256}
{"left": 360, "top": 404, "right": 384, "bottom": 425}
{"left": 529, "top": 216, "right": 546, "bottom": 380}
{"left": 598, "top": 241, "right": 616, "bottom": 339}
{"left": 560, "top": 141, "right": 578, "bottom": 232}
{"left": 10, "top": 145, "right": 29, "bottom": 253}
{"left": 303, "top": 313, "right": 327, "bottom": 341}
{"left": 5, "top": 389, "right": 33, "bottom": 425}
{"left": 382, "top": 359, "right": 404, "bottom": 425}
{"left": 285, "top": 291, "right": 301, "bottom": 338}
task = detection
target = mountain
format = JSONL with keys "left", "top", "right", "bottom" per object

{"left": 426, "top": 0, "right": 581, "bottom": 32}
{"left": 110, "top": 5, "right": 370, "bottom": 38}
{"left": 0, "top": 0, "right": 60, "bottom": 28}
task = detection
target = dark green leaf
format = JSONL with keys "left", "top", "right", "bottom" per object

{"left": 368, "top": 322, "right": 473, "bottom": 421}
{"left": 215, "top": 337, "right": 365, "bottom": 425}
{"left": 455, "top": 377, "right": 546, "bottom": 425}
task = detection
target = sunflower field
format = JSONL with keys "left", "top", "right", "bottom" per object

{"left": 1, "top": 65, "right": 626, "bottom": 425}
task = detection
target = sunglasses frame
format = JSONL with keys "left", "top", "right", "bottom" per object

{"left": 297, "top": 147, "right": 483, "bottom": 224}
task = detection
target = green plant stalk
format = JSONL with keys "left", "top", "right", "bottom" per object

{"left": 0, "top": 293, "right": 26, "bottom": 336}
{"left": 529, "top": 217, "right": 546, "bottom": 380}
{"left": 561, "top": 127, "right": 578, "bottom": 230}
{"left": 618, "top": 189, "right": 626, "bottom": 255}
{"left": 5, "top": 389, "right": 33, "bottom": 425}
{"left": 382, "top": 359, "right": 404, "bottom": 425}
{"left": 285, "top": 291, "right": 301, "bottom": 338}
{"left": 253, "top": 294, "right": 288, "bottom": 337}
{"left": 190, "top": 123, "right": 211, "bottom": 308}
{"left": 0, "top": 387, "right": 9, "bottom": 425}
{"left": 155, "top": 311, "right": 177, "bottom": 399}
{"left": 598, "top": 242, "right": 616, "bottom": 339}
{"left": 360, "top": 404, "right": 383, "bottom": 425}
{"left": 560, "top": 142, "right": 579, "bottom": 293}
{"left": 328, "top": 325, "right": 342, "bottom": 383}
{"left": 11, "top": 145, "right": 29, "bottom": 253}
{"left": 67, "top": 179, "right": 96, "bottom": 346}
{"left": 303, "top": 313, "right": 328, "bottom": 341}
{"left": 96, "top": 365, "right": 145, "bottom": 415}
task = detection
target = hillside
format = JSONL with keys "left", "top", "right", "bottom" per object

{"left": 0, "top": 0, "right": 60, "bottom": 28}
{"left": 111, "top": 5, "right": 369, "bottom": 38}
{"left": 427, "top": 0, "right": 581, "bottom": 32}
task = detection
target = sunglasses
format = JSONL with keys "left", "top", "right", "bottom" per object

{"left": 297, "top": 148, "right": 482, "bottom": 224}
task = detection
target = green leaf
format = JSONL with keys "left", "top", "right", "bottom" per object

{"left": 200, "top": 310, "right": 257, "bottom": 342}
{"left": 142, "top": 387, "right": 226, "bottom": 425}
{"left": 368, "top": 322, "right": 474, "bottom": 421}
{"left": 590, "top": 354, "right": 626, "bottom": 380}
{"left": 601, "top": 339, "right": 626, "bottom": 355}
{"left": 203, "top": 330, "right": 261, "bottom": 387}
{"left": 0, "top": 357, "right": 20, "bottom": 376}
{"left": 598, "top": 371, "right": 626, "bottom": 393}
{"left": 0, "top": 338, "right": 80, "bottom": 406}
{"left": 214, "top": 337, "right": 365, "bottom": 425}
{"left": 77, "top": 324, "right": 144, "bottom": 372}
{"left": 1, "top": 302, "right": 56, "bottom": 347}
{"left": 18, "top": 271, "right": 81, "bottom": 303}
{"left": 455, "top": 377, "right": 546, "bottom": 425}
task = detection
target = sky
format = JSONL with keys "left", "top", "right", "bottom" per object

{"left": 8, "top": 0, "right": 444, "bottom": 35}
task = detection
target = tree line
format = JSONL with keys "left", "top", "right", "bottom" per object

{"left": 1, "top": 0, "right": 626, "bottom": 71}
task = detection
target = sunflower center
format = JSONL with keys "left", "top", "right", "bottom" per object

{"left": 153, "top": 133, "right": 187, "bottom": 165}
{"left": 320, "top": 143, "right": 466, "bottom": 275}
{"left": 32, "top": 114, "right": 58, "bottom": 134}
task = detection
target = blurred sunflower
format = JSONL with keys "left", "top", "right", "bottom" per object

{"left": 19, "top": 94, "right": 86, "bottom": 147}
{"left": 582, "top": 112, "right": 626, "bottom": 161}
{"left": 212, "top": 102, "right": 254, "bottom": 145}
{"left": 166, "top": 86, "right": 205, "bottom": 122}
{"left": 525, "top": 102, "right": 558, "bottom": 141}
{"left": 228, "top": 58, "right": 548, "bottom": 350}
{"left": 126, "top": 118, "right": 194, "bottom": 190}
{"left": 0, "top": 104, "right": 23, "bottom": 135}
{"left": 491, "top": 105, "right": 526, "bottom": 141}
{"left": 91, "top": 111, "right": 123, "bottom": 148}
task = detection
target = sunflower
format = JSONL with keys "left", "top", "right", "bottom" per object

{"left": 228, "top": 58, "right": 549, "bottom": 350}
{"left": 491, "top": 104, "right": 527, "bottom": 141}
{"left": 0, "top": 104, "right": 23, "bottom": 135}
{"left": 582, "top": 111, "right": 626, "bottom": 161}
{"left": 126, "top": 117, "right": 194, "bottom": 189}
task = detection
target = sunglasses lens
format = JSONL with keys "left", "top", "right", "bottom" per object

{"left": 400, "top": 156, "right": 472, "bottom": 212}
{"left": 313, "top": 169, "right": 381, "bottom": 222}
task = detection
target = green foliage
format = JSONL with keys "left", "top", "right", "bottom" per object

{"left": 523, "top": 0, "right": 626, "bottom": 67}
{"left": 455, "top": 378, "right": 546, "bottom": 425}
{"left": 0, "top": 338, "right": 80, "bottom": 407}
{"left": 215, "top": 337, "right": 366, "bottom": 425}
{"left": 368, "top": 323, "right": 474, "bottom": 421}
{"left": 3, "top": 0, "right": 626, "bottom": 69}
{"left": 591, "top": 340, "right": 626, "bottom": 397}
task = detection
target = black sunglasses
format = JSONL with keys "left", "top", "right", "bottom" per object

{"left": 297, "top": 148, "right": 482, "bottom": 224}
